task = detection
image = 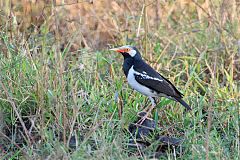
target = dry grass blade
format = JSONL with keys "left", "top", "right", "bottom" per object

{"left": 136, "top": 4, "right": 145, "bottom": 38}
{"left": 144, "top": 0, "right": 148, "bottom": 57}
{"left": 205, "top": 52, "right": 217, "bottom": 160}
{"left": 0, "top": 77, "right": 32, "bottom": 146}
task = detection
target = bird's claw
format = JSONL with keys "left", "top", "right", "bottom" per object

{"left": 137, "top": 111, "right": 152, "bottom": 125}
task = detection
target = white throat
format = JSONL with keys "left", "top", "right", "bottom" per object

{"left": 129, "top": 50, "right": 136, "bottom": 57}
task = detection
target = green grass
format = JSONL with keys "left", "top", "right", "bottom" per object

{"left": 0, "top": 12, "right": 240, "bottom": 160}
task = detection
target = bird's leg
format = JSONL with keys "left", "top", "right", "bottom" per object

{"left": 141, "top": 104, "right": 152, "bottom": 113}
{"left": 140, "top": 97, "right": 156, "bottom": 113}
{"left": 137, "top": 97, "right": 156, "bottom": 125}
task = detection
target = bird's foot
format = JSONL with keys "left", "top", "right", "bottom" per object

{"left": 137, "top": 105, "right": 155, "bottom": 125}
{"left": 137, "top": 111, "right": 152, "bottom": 125}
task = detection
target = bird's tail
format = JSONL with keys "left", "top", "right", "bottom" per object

{"left": 175, "top": 97, "right": 192, "bottom": 110}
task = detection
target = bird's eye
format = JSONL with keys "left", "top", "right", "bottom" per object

{"left": 126, "top": 48, "right": 130, "bottom": 52}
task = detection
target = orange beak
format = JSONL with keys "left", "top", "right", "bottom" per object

{"left": 110, "top": 47, "right": 126, "bottom": 53}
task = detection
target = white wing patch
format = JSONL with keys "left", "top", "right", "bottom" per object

{"left": 127, "top": 66, "right": 169, "bottom": 98}
{"left": 127, "top": 66, "right": 158, "bottom": 97}
{"left": 134, "top": 69, "right": 163, "bottom": 82}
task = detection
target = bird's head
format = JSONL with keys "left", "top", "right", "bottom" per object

{"left": 110, "top": 45, "right": 141, "bottom": 59}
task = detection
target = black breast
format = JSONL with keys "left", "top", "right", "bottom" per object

{"left": 122, "top": 57, "right": 133, "bottom": 77}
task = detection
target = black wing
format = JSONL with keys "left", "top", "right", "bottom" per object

{"left": 133, "top": 60, "right": 183, "bottom": 98}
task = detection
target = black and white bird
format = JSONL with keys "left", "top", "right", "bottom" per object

{"left": 110, "top": 45, "right": 191, "bottom": 121}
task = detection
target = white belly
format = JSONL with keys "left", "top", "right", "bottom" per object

{"left": 127, "top": 66, "right": 158, "bottom": 97}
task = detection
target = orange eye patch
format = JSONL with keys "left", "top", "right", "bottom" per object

{"left": 125, "top": 48, "right": 130, "bottom": 52}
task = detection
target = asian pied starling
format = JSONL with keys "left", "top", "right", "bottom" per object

{"left": 110, "top": 45, "right": 191, "bottom": 122}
